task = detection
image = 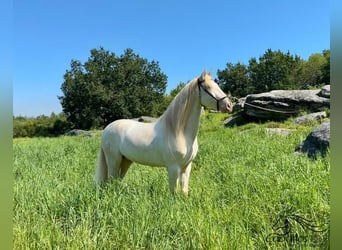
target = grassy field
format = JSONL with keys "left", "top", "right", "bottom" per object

{"left": 13, "top": 113, "right": 330, "bottom": 249}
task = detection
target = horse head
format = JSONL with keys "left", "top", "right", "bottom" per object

{"left": 197, "top": 70, "right": 233, "bottom": 113}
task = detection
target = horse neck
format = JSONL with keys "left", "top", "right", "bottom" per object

{"left": 159, "top": 79, "right": 202, "bottom": 142}
{"left": 181, "top": 97, "right": 201, "bottom": 141}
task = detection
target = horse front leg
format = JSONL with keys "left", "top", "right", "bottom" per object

{"left": 180, "top": 162, "right": 192, "bottom": 196}
{"left": 167, "top": 164, "right": 180, "bottom": 193}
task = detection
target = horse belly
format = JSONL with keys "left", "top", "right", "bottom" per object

{"left": 120, "top": 142, "right": 165, "bottom": 167}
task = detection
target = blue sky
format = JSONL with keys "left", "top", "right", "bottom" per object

{"left": 13, "top": 0, "right": 330, "bottom": 117}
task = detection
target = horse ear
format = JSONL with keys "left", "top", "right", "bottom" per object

{"left": 201, "top": 69, "right": 207, "bottom": 79}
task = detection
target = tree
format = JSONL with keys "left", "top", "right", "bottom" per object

{"left": 13, "top": 113, "right": 71, "bottom": 138}
{"left": 248, "top": 49, "right": 302, "bottom": 93}
{"left": 59, "top": 48, "right": 167, "bottom": 129}
{"left": 217, "top": 62, "right": 251, "bottom": 98}
{"left": 170, "top": 82, "right": 187, "bottom": 97}
{"left": 298, "top": 52, "right": 327, "bottom": 89}
{"left": 217, "top": 49, "right": 305, "bottom": 97}
{"left": 320, "top": 49, "right": 330, "bottom": 85}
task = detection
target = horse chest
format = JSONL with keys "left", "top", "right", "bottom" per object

{"left": 171, "top": 136, "right": 198, "bottom": 167}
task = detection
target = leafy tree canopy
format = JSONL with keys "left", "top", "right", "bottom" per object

{"left": 170, "top": 82, "right": 187, "bottom": 97}
{"left": 59, "top": 48, "right": 167, "bottom": 129}
{"left": 217, "top": 62, "right": 250, "bottom": 97}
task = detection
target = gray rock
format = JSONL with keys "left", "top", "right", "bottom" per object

{"left": 295, "top": 121, "right": 330, "bottom": 158}
{"left": 293, "top": 111, "right": 327, "bottom": 125}
{"left": 65, "top": 129, "right": 93, "bottom": 137}
{"left": 244, "top": 89, "right": 330, "bottom": 120}
{"left": 265, "top": 128, "right": 293, "bottom": 136}
{"left": 132, "top": 116, "right": 158, "bottom": 123}
{"left": 317, "top": 85, "right": 330, "bottom": 98}
{"left": 232, "top": 97, "right": 246, "bottom": 113}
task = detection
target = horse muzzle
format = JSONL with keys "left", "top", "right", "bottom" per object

{"left": 220, "top": 99, "right": 233, "bottom": 113}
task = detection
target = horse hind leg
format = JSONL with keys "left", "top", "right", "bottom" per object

{"left": 94, "top": 147, "right": 108, "bottom": 184}
{"left": 119, "top": 157, "right": 132, "bottom": 178}
{"left": 105, "top": 150, "right": 123, "bottom": 179}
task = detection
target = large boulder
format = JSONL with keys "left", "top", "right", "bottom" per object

{"left": 243, "top": 89, "right": 330, "bottom": 120}
{"left": 295, "top": 121, "right": 330, "bottom": 158}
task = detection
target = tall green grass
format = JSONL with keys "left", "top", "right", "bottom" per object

{"left": 13, "top": 113, "right": 330, "bottom": 249}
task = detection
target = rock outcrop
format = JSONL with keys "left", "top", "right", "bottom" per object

{"left": 243, "top": 89, "right": 330, "bottom": 120}
{"left": 295, "top": 121, "right": 330, "bottom": 158}
{"left": 234, "top": 85, "right": 330, "bottom": 120}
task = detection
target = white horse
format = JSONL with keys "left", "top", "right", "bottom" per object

{"left": 94, "top": 70, "right": 233, "bottom": 195}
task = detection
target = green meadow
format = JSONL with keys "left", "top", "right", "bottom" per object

{"left": 13, "top": 113, "right": 330, "bottom": 249}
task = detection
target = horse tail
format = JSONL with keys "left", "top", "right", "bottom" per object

{"left": 94, "top": 146, "right": 108, "bottom": 184}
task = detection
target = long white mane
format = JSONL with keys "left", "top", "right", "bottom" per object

{"left": 158, "top": 78, "right": 199, "bottom": 137}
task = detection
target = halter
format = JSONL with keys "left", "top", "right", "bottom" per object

{"left": 197, "top": 78, "right": 228, "bottom": 111}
